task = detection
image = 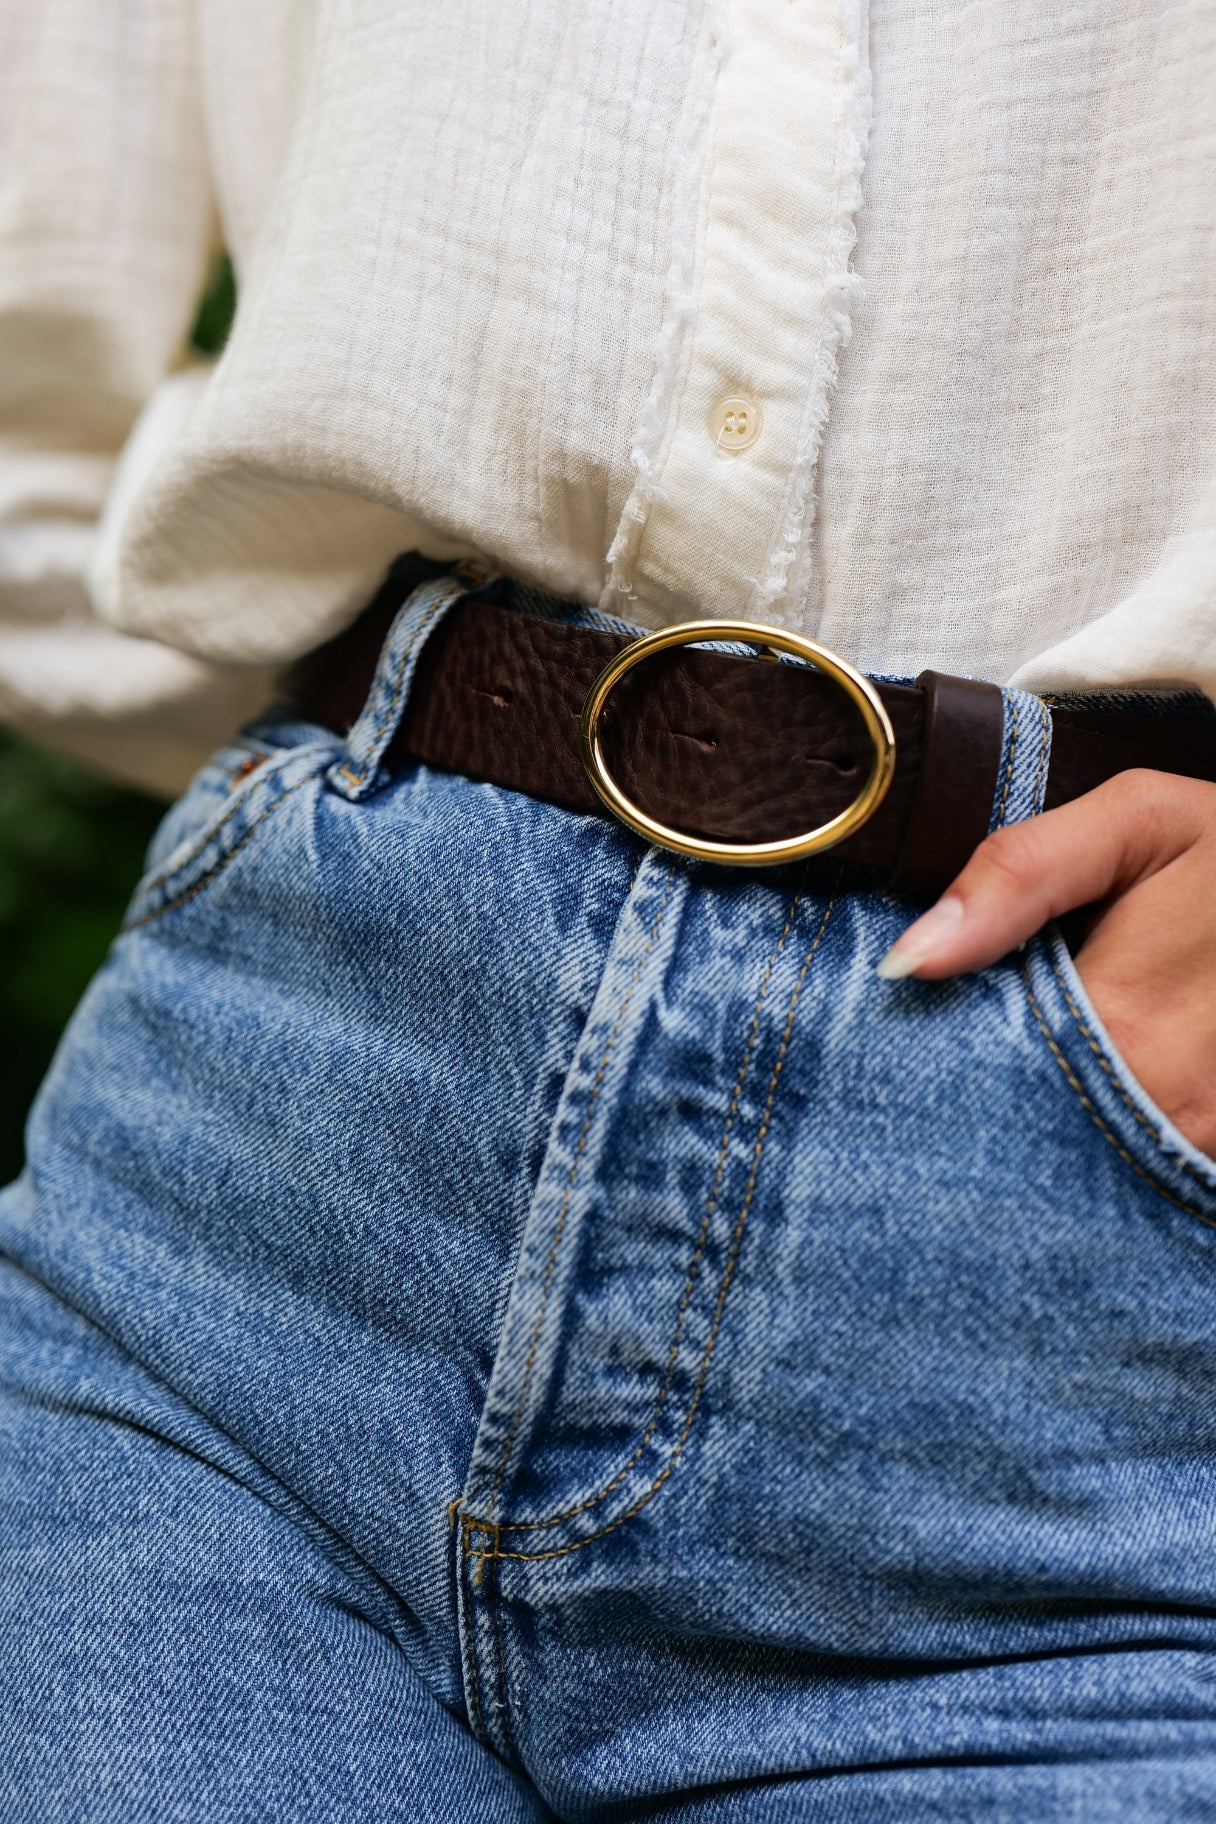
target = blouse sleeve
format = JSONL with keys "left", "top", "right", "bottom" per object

{"left": 0, "top": 0, "right": 271, "bottom": 795}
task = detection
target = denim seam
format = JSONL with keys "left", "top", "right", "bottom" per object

{"left": 462, "top": 1526, "right": 518, "bottom": 1757}
{"left": 465, "top": 1571, "right": 489, "bottom": 1741}
{"left": 1022, "top": 966, "right": 1216, "bottom": 1229}
{"left": 1030, "top": 701, "right": 1050, "bottom": 814}
{"left": 333, "top": 588, "right": 456, "bottom": 791}
{"left": 132, "top": 737, "right": 331, "bottom": 901}
{"left": 485, "top": 863, "right": 680, "bottom": 1516}
{"left": 1047, "top": 950, "right": 1216, "bottom": 1197}
{"left": 497, "top": 888, "right": 804, "bottom": 1537}
{"left": 492, "top": 1594, "right": 518, "bottom": 1763}
{"left": 994, "top": 695, "right": 1021, "bottom": 828}
{"left": 134, "top": 761, "right": 274, "bottom": 901}
{"left": 124, "top": 771, "right": 320, "bottom": 932}
{"left": 465, "top": 881, "right": 838, "bottom": 1568}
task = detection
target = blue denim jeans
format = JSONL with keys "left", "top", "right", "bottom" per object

{"left": 4, "top": 575, "right": 1216, "bottom": 1821}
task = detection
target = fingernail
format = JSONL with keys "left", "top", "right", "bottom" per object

{"left": 875, "top": 896, "right": 965, "bottom": 980}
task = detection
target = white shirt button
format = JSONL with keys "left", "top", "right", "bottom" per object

{"left": 709, "top": 393, "right": 762, "bottom": 454}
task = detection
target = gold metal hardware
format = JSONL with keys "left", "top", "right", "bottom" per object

{"left": 578, "top": 619, "right": 896, "bottom": 867}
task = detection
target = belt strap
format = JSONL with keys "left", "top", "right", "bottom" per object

{"left": 289, "top": 570, "right": 1216, "bottom": 896}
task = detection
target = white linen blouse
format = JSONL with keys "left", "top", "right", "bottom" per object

{"left": 1, "top": 0, "right": 1213, "bottom": 791}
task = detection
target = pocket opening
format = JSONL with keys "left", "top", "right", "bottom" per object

{"left": 1022, "top": 928, "right": 1216, "bottom": 1230}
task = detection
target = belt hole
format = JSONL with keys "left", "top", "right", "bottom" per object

{"left": 804, "top": 752, "right": 859, "bottom": 774}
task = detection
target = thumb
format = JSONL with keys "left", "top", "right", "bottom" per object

{"left": 875, "top": 770, "right": 1205, "bottom": 981}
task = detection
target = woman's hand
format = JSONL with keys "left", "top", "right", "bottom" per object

{"left": 877, "top": 770, "right": 1216, "bottom": 1155}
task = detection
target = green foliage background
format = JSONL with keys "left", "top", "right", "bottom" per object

{"left": 0, "top": 741, "right": 163, "bottom": 1182}
{"left": 0, "top": 257, "right": 236, "bottom": 1181}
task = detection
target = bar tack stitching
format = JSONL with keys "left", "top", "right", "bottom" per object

{"left": 486, "top": 864, "right": 679, "bottom": 1515}
{"left": 465, "top": 882, "right": 837, "bottom": 1567}
{"left": 500, "top": 889, "right": 802, "bottom": 1536}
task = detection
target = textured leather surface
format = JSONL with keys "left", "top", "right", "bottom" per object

{"left": 889, "top": 671, "right": 1004, "bottom": 894}
{"left": 290, "top": 581, "right": 1216, "bottom": 896}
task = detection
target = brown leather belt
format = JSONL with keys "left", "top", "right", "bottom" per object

{"left": 289, "top": 561, "right": 1216, "bottom": 897}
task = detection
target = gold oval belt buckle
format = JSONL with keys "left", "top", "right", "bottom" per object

{"left": 579, "top": 619, "right": 896, "bottom": 867}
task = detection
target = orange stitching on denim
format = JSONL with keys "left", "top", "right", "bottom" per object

{"left": 486, "top": 864, "right": 679, "bottom": 1515}
{"left": 500, "top": 889, "right": 803, "bottom": 1537}
{"left": 1023, "top": 968, "right": 1216, "bottom": 1229}
{"left": 465, "top": 1518, "right": 502, "bottom": 1587}
{"left": 125, "top": 773, "right": 318, "bottom": 932}
{"left": 994, "top": 695, "right": 1021, "bottom": 829}
{"left": 460, "top": 1514, "right": 517, "bottom": 1758}
{"left": 468, "top": 882, "right": 838, "bottom": 1563}
{"left": 335, "top": 587, "right": 456, "bottom": 788}
{"left": 1048, "top": 952, "right": 1216, "bottom": 1195}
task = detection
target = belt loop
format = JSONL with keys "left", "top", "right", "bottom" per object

{"left": 986, "top": 685, "right": 1054, "bottom": 832}
{"left": 889, "top": 671, "right": 1004, "bottom": 897}
{"left": 326, "top": 572, "right": 470, "bottom": 802}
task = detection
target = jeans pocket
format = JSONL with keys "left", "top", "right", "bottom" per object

{"left": 1021, "top": 924, "right": 1216, "bottom": 1230}
{"left": 123, "top": 718, "right": 338, "bottom": 932}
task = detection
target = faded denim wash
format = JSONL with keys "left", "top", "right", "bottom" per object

{"left": 4, "top": 572, "right": 1216, "bottom": 1821}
